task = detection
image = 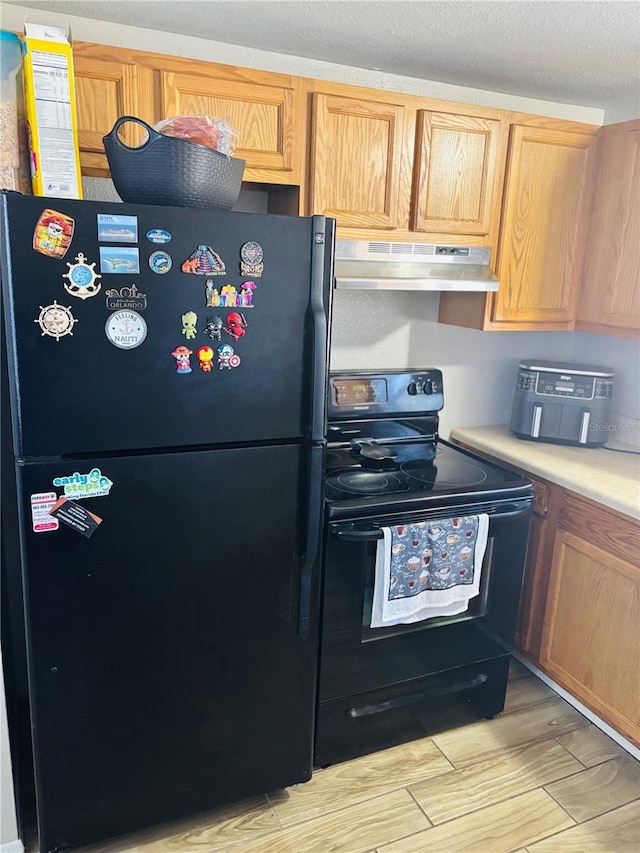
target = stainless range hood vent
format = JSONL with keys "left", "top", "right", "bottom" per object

{"left": 333, "top": 240, "right": 499, "bottom": 292}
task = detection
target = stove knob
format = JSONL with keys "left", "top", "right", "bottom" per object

{"left": 423, "top": 379, "right": 433, "bottom": 394}
{"left": 407, "top": 382, "right": 418, "bottom": 395}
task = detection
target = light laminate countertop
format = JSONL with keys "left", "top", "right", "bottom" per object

{"left": 449, "top": 425, "right": 640, "bottom": 521}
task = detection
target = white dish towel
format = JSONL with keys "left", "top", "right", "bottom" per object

{"left": 370, "top": 514, "right": 489, "bottom": 628}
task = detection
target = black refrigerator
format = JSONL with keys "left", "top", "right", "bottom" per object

{"left": 0, "top": 191, "right": 334, "bottom": 852}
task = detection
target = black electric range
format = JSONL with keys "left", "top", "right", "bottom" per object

{"left": 315, "top": 369, "right": 534, "bottom": 767}
{"left": 324, "top": 370, "right": 532, "bottom": 520}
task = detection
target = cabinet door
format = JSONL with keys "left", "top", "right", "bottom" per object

{"left": 412, "top": 111, "right": 502, "bottom": 236}
{"left": 540, "top": 496, "right": 640, "bottom": 747}
{"left": 159, "top": 70, "right": 301, "bottom": 183}
{"left": 73, "top": 51, "right": 155, "bottom": 176}
{"left": 493, "top": 126, "right": 596, "bottom": 328}
{"left": 310, "top": 93, "right": 410, "bottom": 229}
{"left": 578, "top": 121, "right": 640, "bottom": 337}
{"left": 515, "top": 480, "right": 556, "bottom": 662}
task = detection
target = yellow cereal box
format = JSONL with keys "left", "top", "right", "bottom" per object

{"left": 22, "top": 23, "right": 82, "bottom": 198}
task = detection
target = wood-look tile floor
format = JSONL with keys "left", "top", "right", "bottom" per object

{"left": 78, "top": 660, "right": 640, "bottom": 853}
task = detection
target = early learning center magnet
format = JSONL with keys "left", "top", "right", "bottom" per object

{"left": 52, "top": 467, "right": 113, "bottom": 499}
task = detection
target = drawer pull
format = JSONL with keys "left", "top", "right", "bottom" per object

{"left": 347, "top": 673, "right": 489, "bottom": 718}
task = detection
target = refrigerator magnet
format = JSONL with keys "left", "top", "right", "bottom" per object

{"left": 99, "top": 246, "right": 140, "bottom": 275}
{"left": 49, "top": 496, "right": 102, "bottom": 539}
{"left": 240, "top": 241, "right": 263, "bottom": 277}
{"left": 146, "top": 228, "right": 172, "bottom": 244}
{"left": 62, "top": 253, "right": 102, "bottom": 300}
{"left": 181, "top": 245, "right": 225, "bottom": 276}
{"left": 33, "top": 209, "right": 75, "bottom": 259}
{"left": 53, "top": 467, "right": 113, "bottom": 499}
{"left": 196, "top": 345, "right": 215, "bottom": 372}
{"left": 97, "top": 213, "right": 138, "bottom": 243}
{"left": 181, "top": 312, "right": 198, "bottom": 340}
{"left": 105, "top": 310, "right": 148, "bottom": 349}
{"left": 105, "top": 285, "right": 147, "bottom": 311}
{"left": 30, "top": 492, "right": 59, "bottom": 533}
{"left": 205, "top": 281, "right": 220, "bottom": 307}
{"left": 34, "top": 301, "right": 78, "bottom": 341}
{"left": 148, "top": 251, "right": 172, "bottom": 274}
{"left": 171, "top": 345, "right": 193, "bottom": 374}
{"left": 224, "top": 312, "right": 247, "bottom": 341}
{"left": 220, "top": 284, "right": 238, "bottom": 307}
{"left": 217, "top": 344, "right": 240, "bottom": 369}
{"left": 239, "top": 281, "right": 257, "bottom": 307}
{"left": 204, "top": 316, "right": 223, "bottom": 341}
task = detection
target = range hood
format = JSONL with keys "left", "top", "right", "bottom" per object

{"left": 333, "top": 240, "right": 499, "bottom": 292}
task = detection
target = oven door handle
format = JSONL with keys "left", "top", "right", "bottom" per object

{"left": 334, "top": 529, "right": 385, "bottom": 541}
{"left": 332, "top": 502, "right": 532, "bottom": 542}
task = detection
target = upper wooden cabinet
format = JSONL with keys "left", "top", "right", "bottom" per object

{"left": 439, "top": 121, "right": 598, "bottom": 331}
{"left": 157, "top": 67, "right": 304, "bottom": 184}
{"left": 412, "top": 110, "right": 502, "bottom": 237}
{"left": 73, "top": 46, "right": 155, "bottom": 176}
{"left": 491, "top": 125, "right": 597, "bottom": 329}
{"left": 308, "top": 85, "right": 506, "bottom": 244}
{"left": 577, "top": 120, "right": 640, "bottom": 338}
{"left": 71, "top": 42, "right": 306, "bottom": 185}
{"left": 309, "top": 91, "right": 412, "bottom": 230}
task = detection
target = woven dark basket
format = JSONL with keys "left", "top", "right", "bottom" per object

{"left": 103, "top": 116, "right": 246, "bottom": 209}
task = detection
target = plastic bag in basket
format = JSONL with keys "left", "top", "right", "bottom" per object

{"left": 153, "top": 115, "right": 238, "bottom": 157}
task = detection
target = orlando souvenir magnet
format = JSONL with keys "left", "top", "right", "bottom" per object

{"left": 33, "top": 209, "right": 74, "bottom": 258}
{"left": 105, "top": 285, "right": 147, "bottom": 311}
{"left": 240, "top": 241, "right": 263, "bottom": 277}
{"left": 62, "top": 253, "right": 102, "bottom": 300}
{"left": 34, "top": 301, "right": 78, "bottom": 341}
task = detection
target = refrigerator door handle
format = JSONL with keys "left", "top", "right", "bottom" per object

{"left": 298, "top": 444, "right": 324, "bottom": 639}
{"left": 309, "top": 216, "right": 331, "bottom": 443}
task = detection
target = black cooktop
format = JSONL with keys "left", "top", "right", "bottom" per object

{"left": 324, "top": 437, "right": 532, "bottom": 518}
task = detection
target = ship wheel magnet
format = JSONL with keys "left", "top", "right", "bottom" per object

{"left": 62, "top": 253, "right": 102, "bottom": 300}
{"left": 34, "top": 301, "right": 78, "bottom": 341}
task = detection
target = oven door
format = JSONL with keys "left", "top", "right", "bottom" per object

{"left": 315, "top": 497, "right": 532, "bottom": 765}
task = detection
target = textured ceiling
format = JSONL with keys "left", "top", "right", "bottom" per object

{"left": 7, "top": 0, "right": 640, "bottom": 111}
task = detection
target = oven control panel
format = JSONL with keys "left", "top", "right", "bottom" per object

{"left": 328, "top": 369, "right": 444, "bottom": 418}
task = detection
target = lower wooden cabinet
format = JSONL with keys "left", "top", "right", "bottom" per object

{"left": 517, "top": 480, "right": 640, "bottom": 748}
